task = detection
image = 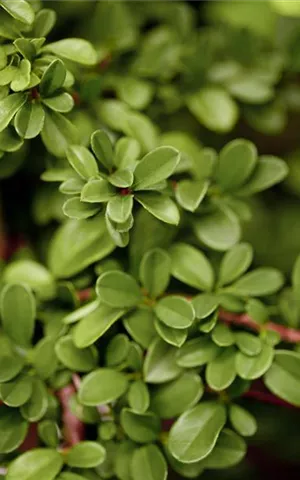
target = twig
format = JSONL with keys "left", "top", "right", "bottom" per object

{"left": 219, "top": 310, "right": 300, "bottom": 343}
{"left": 56, "top": 381, "right": 85, "bottom": 447}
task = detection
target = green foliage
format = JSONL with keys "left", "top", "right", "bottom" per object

{"left": 0, "top": 1, "right": 300, "bottom": 479}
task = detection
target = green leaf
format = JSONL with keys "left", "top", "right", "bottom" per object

{"left": 170, "top": 243, "right": 214, "bottom": 291}
{"left": 236, "top": 155, "right": 288, "bottom": 196}
{"left": 78, "top": 368, "right": 128, "bottom": 406}
{"left": 0, "top": 0, "right": 34, "bottom": 25}
{"left": 215, "top": 139, "right": 257, "bottom": 191}
{"left": 66, "top": 441, "right": 106, "bottom": 468}
{"left": 227, "top": 268, "right": 284, "bottom": 296}
{"left": 292, "top": 254, "right": 300, "bottom": 314}
{"left": 235, "top": 332, "right": 262, "bottom": 356}
{"left": 124, "top": 307, "right": 156, "bottom": 349}
{"left": 113, "top": 137, "right": 141, "bottom": 170}
{"left": 48, "top": 215, "right": 115, "bottom": 278}
{"left": 205, "top": 347, "right": 236, "bottom": 390}
{"left": 236, "top": 344, "right": 274, "bottom": 380}
{"left": 0, "top": 283, "right": 35, "bottom": 346}
{"left": 42, "top": 93, "right": 74, "bottom": 113}
{"left": 55, "top": 335, "right": 97, "bottom": 372}
{"left": 56, "top": 474, "right": 86, "bottom": 480}
{"left": 14, "top": 102, "right": 45, "bottom": 139}
{"left": 115, "top": 441, "right": 136, "bottom": 480}
{"left": 0, "top": 355, "right": 24, "bottom": 382}
{"left": 117, "top": 77, "right": 154, "bottom": 110}
{"left": 60, "top": 177, "right": 85, "bottom": 196}
{"left": 20, "top": 377, "right": 48, "bottom": 422}
{"left": 139, "top": 248, "right": 171, "bottom": 299}
{"left": 40, "top": 60, "right": 66, "bottom": 97}
{"left": 192, "top": 294, "right": 219, "bottom": 319}
{"left": 38, "top": 420, "right": 59, "bottom": 448}
{"left": 73, "top": 304, "right": 124, "bottom": 348}
{"left": 264, "top": 350, "right": 300, "bottom": 406}
{"left": 0, "top": 93, "right": 26, "bottom": 132}
{"left": 81, "top": 178, "right": 115, "bottom": 203}
{"left": 33, "top": 9, "right": 57, "bottom": 37}
{"left": 154, "top": 319, "right": 187, "bottom": 347}
{"left": 0, "top": 126, "right": 23, "bottom": 152}
{"left": 6, "top": 448, "right": 63, "bottom": 480}
{"left": 176, "top": 337, "right": 221, "bottom": 368}
{"left": 229, "top": 404, "right": 257, "bottom": 437}
{"left": 0, "top": 407, "right": 28, "bottom": 453}
{"left": 136, "top": 192, "right": 180, "bottom": 225}
{"left": 143, "top": 338, "right": 182, "bottom": 384}
{"left": 63, "top": 197, "right": 99, "bottom": 220}
{"left": 186, "top": 87, "right": 238, "bottom": 133}
{"left": 0, "top": 46, "right": 6, "bottom": 70}
{"left": 155, "top": 296, "right": 195, "bottom": 329}
{"left": 133, "top": 146, "right": 180, "bottom": 190}
{"left": 44, "top": 39, "right": 97, "bottom": 65}
{"left": 67, "top": 145, "right": 99, "bottom": 180}
{"left": 0, "top": 375, "right": 32, "bottom": 407}
{"left": 218, "top": 243, "right": 253, "bottom": 287}
{"left": 107, "top": 195, "right": 133, "bottom": 223}
{"left": 131, "top": 445, "right": 167, "bottom": 480}
{"left": 194, "top": 207, "right": 241, "bottom": 251}
{"left": 175, "top": 179, "right": 209, "bottom": 212}
{"left": 91, "top": 130, "right": 114, "bottom": 173}
{"left": 128, "top": 380, "right": 150, "bottom": 414}
{"left": 168, "top": 401, "right": 226, "bottom": 463}
{"left": 212, "top": 324, "right": 235, "bottom": 347}
{"left": 121, "top": 408, "right": 160, "bottom": 443}
{"left": 151, "top": 372, "right": 204, "bottom": 419}
{"left": 108, "top": 169, "right": 134, "bottom": 188}
{"left": 106, "top": 333, "right": 130, "bottom": 367}
{"left": 63, "top": 299, "right": 99, "bottom": 325}
{"left": 96, "top": 271, "right": 142, "bottom": 308}
{"left": 41, "top": 110, "right": 77, "bottom": 157}
{"left": 11, "top": 60, "right": 31, "bottom": 92}
{"left": 202, "top": 429, "right": 246, "bottom": 469}
{"left": 32, "top": 337, "right": 57, "bottom": 379}
{"left": 125, "top": 111, "right": 159, "bottom": 153}
{"left": 3, "top": 260, "right": 55, "bottom": 300}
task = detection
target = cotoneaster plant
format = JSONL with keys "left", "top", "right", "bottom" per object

{"left": 1, "top": 1, "right": 300, "bottom": 480}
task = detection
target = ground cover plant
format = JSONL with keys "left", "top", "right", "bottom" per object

{"left": 1, "top": 1, "right": 300, "bottom": 479}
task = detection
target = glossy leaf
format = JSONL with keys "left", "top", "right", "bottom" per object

{"left": 168, "top": 401, "right": 226, "bottom": 463}
{"left": 79, "top": 369, "right": 128, "bottom": 406}
{"left": 6, "top": 449, "right": 63, "bottom": 480}
{"left": 14, "top": 102, "right": 45, "bottom": 139}
{"left": 170, "top": 243, "right": 214, "bottom": 291}
{"left": 155, "top": 296, "right": 195, "bottom": 329}
{"left": 202, "top": 429, "right": 246, "bottom": 469}
{"left": 40, "top": 60, "right": 66, "bottom": 97}
{"left": 236, "top": 344, "right": 274, "bottom": 380}
{"left": 134, "top": 146, "right": 180, "bottom": 190}
{"left": 66, "top": 441, "right": 106, "bottom": 468}
{"left": 44, "top": 39, "right": 97, "bottom": 65}
{"left": 206, "top": 347, "right": 236, "bottom": 390}
{"left": 176, "top": 336, "right": 221, "bottom": 368}
{"left": 96, "top": 270, "right": 142, "bottom": 308}
{"left": 136, "top": 192, "right": 180, "bottom": 225}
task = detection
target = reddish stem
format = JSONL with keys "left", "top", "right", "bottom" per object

{"left": 77, "top": 288, "right": 92, "bottom": 303}
{"left": 219, "top": 309, "right": 300, "bottom": 343}
{"left": 19, "top": 424, "right": 38, "bottom": 452}
{"left": 56, "top": 383, "right": 85, "bottom": 447}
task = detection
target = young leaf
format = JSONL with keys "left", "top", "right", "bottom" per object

{"left": 229, "top": 404, "right": 257, "bottom": 437}
{"left": 96, "top": 271, "right": 142, "bottom": 308}
{"left": 227, "top": 268, "right": 284, "bottom": 297}
{"left": 155, "top": 296, "right": 195, "bottom": 329}
{"left": 205, "top": 347, "right": 236, "bottom": 390}
{"left": 128, "top": 380, "right": 150, "bottom": 414}
{"left": 186, "top": 87, "right": 238, "bottom": 133}
{"left": 44, "top": 39, "right": 98, "bottom": 65}
{"left": 143, "top": 338, "right": 182, "bottom": 384}
{"left": 106, "top": 195, "right": 133, "bottom": 224}
{"left": 218, "top": 243, "right": 253, "bottom": 287}
{"left": 170, "top": 243, "right": 214, "bottom": 291}
{"left": 78, "top": 369, "right": 128, "bottom": 406}
{"left": 66, "top": 441, "right": 106, "bottom": 468}
{"left": 168, "top": 401, "right": 226, "bottom": 463}
{"left": 151, "top": 372, "right": 204, "bottom": 419}
{"left": 39, "top": 59, "right": 66, "bottom": 97}
{"left": 0, "top": 283, "right": 36, "bottom": 346}
{"left": 6, "top": 448, "right": 63, "bottom": 480}
{"left": 131, "top": 445, "right": 167, "bottom": 480}
{"left": 14, "top": 102, "right": 45, "bottom": 139}
{"left": 81, "top": 178, "right": 115, "bottom": 203}
{"left": 175, "top": 179, "right": 209, "bottom": 212}
{"left": 0, "top": 93, "right": 26, "bottom": 132}
{"left": 139, "top": 248, "right": 171, "bottom": 299}
{"left": 215, "top": 139, "right": 257, "bottom": 191}
{"left": 134, "top": 146, "right": 180, "bottom": 190}
{"left": 264, "top": 350, "right": 300, "bottom": 406}
{"left": 66, "top": 145, "right": 99, "bottom": 180}
{"left": 135, "top": 192, "right": 180, "bottom": 225}
{"left": 63, "top": 197, "right": 99, "bottom": 220}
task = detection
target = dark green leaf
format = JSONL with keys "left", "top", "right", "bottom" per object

{"left": 121, "top": 408, "right": 160, "bottom": 443}
{"left": 105, "top": 333, "right": 130, "bottom": 367}
{"left": 143, "top": 338, "right": 182, "bottom": 384}
{"left": 0, "top": 407, "right": 28, "bottom": 453}
{"left": 33, "top": 337, "right": 57, "bottom": 379}
{"left": 40, "top": 60, "right": 66, "bottom": 97}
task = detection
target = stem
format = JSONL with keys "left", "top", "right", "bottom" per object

{"left": 219, "top": 309, "right": 300, "bottom": 343}
{"left": 56, "top": 382, "right": 85, "bottom": 447}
